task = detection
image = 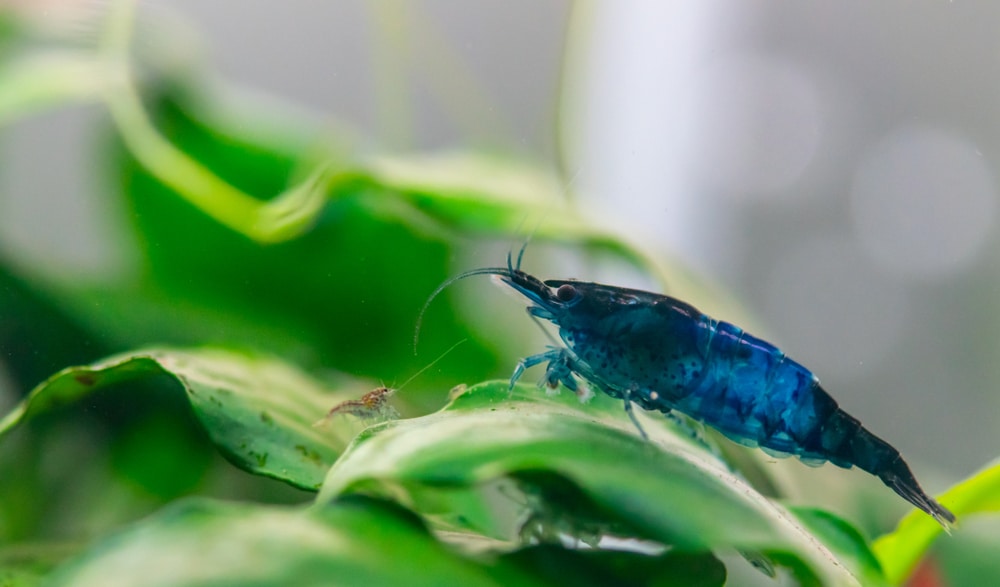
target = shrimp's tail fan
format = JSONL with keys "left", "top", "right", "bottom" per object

{"left": 877, "top": 456, "right": 956, "bottom": 530}
{"left": 824, "top": 408, "right": 956, "bottom": 529}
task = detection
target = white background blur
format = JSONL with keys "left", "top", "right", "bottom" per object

{"left": 2, "top": 1, "right": 997, "bottom": 481}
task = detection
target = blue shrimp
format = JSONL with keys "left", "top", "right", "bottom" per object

{"left": 420, "top": 251, "right": 956, "bottom": 528}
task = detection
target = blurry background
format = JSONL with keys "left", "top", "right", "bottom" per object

{"left": 2, "top": 0, "right": 997, "bottom": 495}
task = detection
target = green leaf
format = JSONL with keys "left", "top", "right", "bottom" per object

{"left": 0, "top": 259, "right": 109, "bottom": 395}
{"left": 500, "top": 545, "right": 727, "bottom": 587}
{"left": 0, "top": 543, "right": 78, "bottom": 587}
{"left": 318, "top": 381, "right": 871, "bottom": 586}
{"left": 44, "top": 497, "right": 548, "bottom": 587}
{"left": 0, "top": 348, "right": 370, "bottom": 490}
{"left": 934, "top": 517, "right": 1000, "bottom": 587}
{"left": 787, "top": 507, "right": 886, "bottom": 586}
{"left": 873, "top": 458, "right": 1000, "bottom": 585}
{"left": 109, "top": 88, "right": 496, "bottom": 396}
{"left": 0, "top": 51, "right": 107, "bottom": 126}
{"left": 360, "top": 151, "right": 582, "bottom": 236}
{"left": 107, "top": 74, "right": 336, "bottom": 243}
{"left": 355, "top": 151, "right": 749, "bottom": 325}
{"left": 42, "top": 495, "right": 726, "bottom": 587}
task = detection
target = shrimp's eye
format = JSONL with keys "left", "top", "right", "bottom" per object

{"left": 556, "top": 284, "right": 578, "bottom": 302}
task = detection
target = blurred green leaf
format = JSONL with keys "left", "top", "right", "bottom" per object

{"left": 109, "top": 89, "right": 496, "bottom": 394}
{"left": 500, "top": 545, "right": 727, "bottom": 587}
{"left": 0, "top": 543, "right": 78, "bottom": 587}
{"left": 786, "top": 507, "right": 885, "bottom": 586}
{"left": 42, "top": 494, "right": 729, "bottom": 587}
{"left": 0, "top": 347, "right": 372, "bottom": 490}
{"left": 935, "top": 517, "right": 1000, "bottom": 587}
{"left": 107, "top": 74, "right": 334, "bottom": 243}
{"left": 318, "top": 381, "right": 871, "bottom": 586}
{"left": 0, "top": 260, "right": 109, "bottom": 396}
{"left": 873, "top": 458, "right": 1000, "bottom": 585}
{"left": 48, "top": 282, "right": 318, "bottom": 364}
{"left": 44, "top": 497, "right": 548, "bottom": 587}
{"left": 108, "top": 408, "right": 213, "bottom": 500}
{"left": 113, "top": 84, "right": 700, "bottom": 296}
{"left": 0, "top": 51, "right": 107, "bottom": 125}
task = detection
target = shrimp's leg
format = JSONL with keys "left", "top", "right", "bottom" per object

{"left": 621, "top": 388, "right": 721, "bottom": 455}
{"left": 621, "top": 388, "right": 649, "bottom": 440}
{"left": 543, "top": 351, "right": 579, "bottom": 392}
{"left": 510, "top": 348, "right": 563, "bottom": 391}
{"left": 511, "top": 347, "right": 584, "bottom": 398}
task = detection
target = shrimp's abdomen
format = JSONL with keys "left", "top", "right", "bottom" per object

{"left": 659, "top": 318, "right": 837, "bottom": 461}
{"left": 624, "top": 315, "right": 955, "bottom": 526}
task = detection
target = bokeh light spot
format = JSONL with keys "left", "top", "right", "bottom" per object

{"left": 683, "top": 53, "right": 822, "bottom": 198}
{"left": 850, "top": 126, "right": 996, "bottom": 279}
{"left": 764, "top": 236, "right": 908, "bottom": 378}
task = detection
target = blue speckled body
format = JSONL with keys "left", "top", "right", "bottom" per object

{"left": 482, "top": 266, "right": 954, "bottom": 527}
{"left": 551, "top": 283, "right": 843, "bottom": 464}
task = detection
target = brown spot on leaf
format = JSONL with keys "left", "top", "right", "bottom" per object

{"left": 294, "top": 444, "right": 323, "bottom": 464}
{"left": 74, "top": 372, "right": 98, "bottom": 386}
{"left": 248, "top": 450, "right": 268, "bottom": 467}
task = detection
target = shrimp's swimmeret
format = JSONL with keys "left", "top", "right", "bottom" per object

{"left": 418, "top": 251, "right": 956, "bottom": 528}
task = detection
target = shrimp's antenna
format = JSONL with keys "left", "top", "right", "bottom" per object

{"left": 514, "top": 210, "right": 548, "bottom": 272}
{"left": 513, "top": 163, "right": 580, "bottom": 273}
{"left": 416, "top": 213, "right": 544, "bottom": 354}
{"left": 413, "top": 266, "right": 515, "bottom": 353}
{"left": 514, "top": 236, "right": 530, "bottom": 272}
{"left": 315, "top": 339, "right": 468, "bottom": 428}
{"left": 415, "top": 206, "right": 552, "bottom": 354}
{"left": 511, "top": 167, "right": 579, "bottom": 274}
{"left": 399, "top": 338, "right": 467, "bottom": 390}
